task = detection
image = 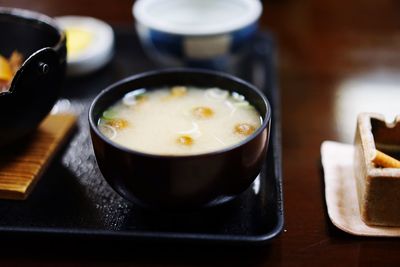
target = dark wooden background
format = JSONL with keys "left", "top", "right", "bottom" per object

{"left": 0, "top": 0, "right": 400, "bottom": 266}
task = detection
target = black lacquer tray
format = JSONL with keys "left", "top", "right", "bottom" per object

{"left": 0, "top": 27, "right": 283, "bottom": 245}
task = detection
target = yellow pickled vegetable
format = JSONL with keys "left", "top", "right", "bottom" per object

{"left": 65, "top": 27, "right": 93, "bottom": 58}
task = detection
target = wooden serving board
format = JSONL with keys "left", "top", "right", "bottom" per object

{"left": 0, "top": 114, "right": 77, "bottom": 200}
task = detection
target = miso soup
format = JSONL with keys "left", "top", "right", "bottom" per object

{"left": 98, "top": 86, "right": 262, "bottom": 155}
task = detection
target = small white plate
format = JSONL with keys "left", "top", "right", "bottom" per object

{"left": 56, "top": 16, "right": 114, "bottom": 77}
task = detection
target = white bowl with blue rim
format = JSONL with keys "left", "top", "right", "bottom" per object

{"left": 132, "top": 0, "right": 263, "bottom": 70}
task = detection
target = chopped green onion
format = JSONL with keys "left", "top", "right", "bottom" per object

{"left": 102, "top": 109, "right": 117, "bottom": 120}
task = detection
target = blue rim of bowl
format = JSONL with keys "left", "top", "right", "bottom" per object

{"left": 89, "top": 68, "right": 271, "bottom": 159}
{"left": 132, "top": 0, "right": 263, "bottom": 36}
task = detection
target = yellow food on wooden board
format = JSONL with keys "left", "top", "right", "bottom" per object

{"left": 373, "top": 149, "right": 400, "bottom": 168}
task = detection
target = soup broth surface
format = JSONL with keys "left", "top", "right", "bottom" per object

{"left": 98, "top": 86, "right": 262, "bottom": 155}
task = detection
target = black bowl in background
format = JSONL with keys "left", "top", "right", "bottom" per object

{"left": 89, "top": 69, "right": 271, "bottom": 209}
{"left": 0, "top": 7, "right": 66, "bottom": 147}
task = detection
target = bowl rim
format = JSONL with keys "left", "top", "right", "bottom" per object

{"left": 0, "top": 7, "right": 65, "bottom": 49}
{"left": 132, "top": 0, "right": 262, "bottom": 36}
{"left": 89, "top": 68, "right": 271, "bottom": 159}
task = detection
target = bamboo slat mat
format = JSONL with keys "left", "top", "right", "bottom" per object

{"left": 0, "top": 114, "right": 77, "bottom": 200}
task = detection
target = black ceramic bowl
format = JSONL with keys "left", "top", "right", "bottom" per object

{"left": 89, "top": 69, "right": 271, "bottom": 209}
{"left": 0, "top": 8, "right": 66, "bottom": 146}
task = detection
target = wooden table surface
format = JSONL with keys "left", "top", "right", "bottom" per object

{"left": 1, "top": 0, "right": 400, "bottom": 266}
